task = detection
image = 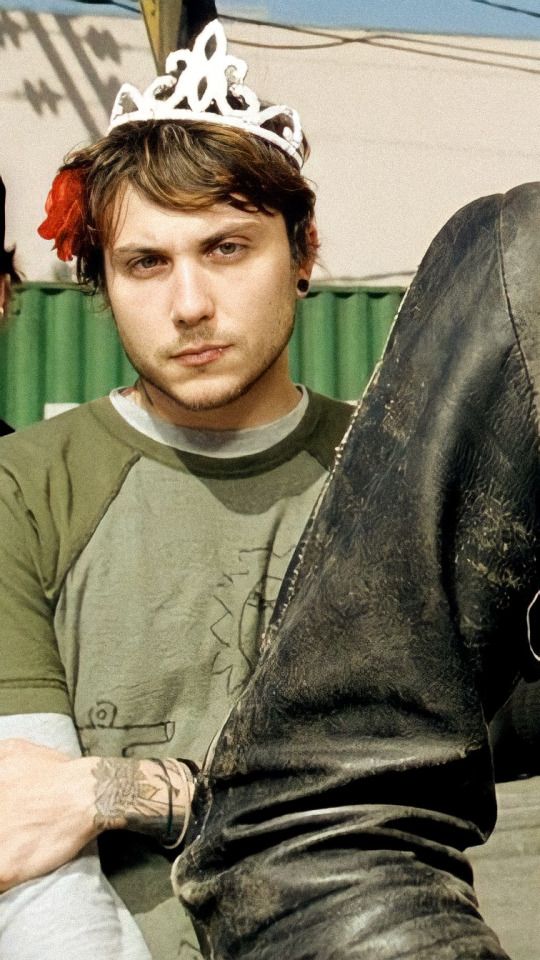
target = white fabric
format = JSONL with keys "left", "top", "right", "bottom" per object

{"left": 0, "top": 713, "right": 151, "bottom": 960}
{"left": 0, "top": 712, "right": 82, "bottom": 756}
{"left": 109, "top": 385, "right": 308, "bottom": 457}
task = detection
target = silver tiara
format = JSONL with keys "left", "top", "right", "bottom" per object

{"left": 108, "top": 19, "right": 304, "bottom": 167}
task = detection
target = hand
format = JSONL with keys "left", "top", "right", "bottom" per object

{"left": 0, "top": 739, "right": 196, "bottom": 891}
{"left": 0, "top": 738, "right": 96, "bottom": 891}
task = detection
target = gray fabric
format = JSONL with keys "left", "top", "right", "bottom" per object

{"left": 55, "top": 450, "right": 330, "bottom": 766}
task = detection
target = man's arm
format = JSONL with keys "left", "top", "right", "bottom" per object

{"left": 0, "top": 713, "right": 154, "bottom": 959}
{"left": 0, "top": 732, "right": 195, "bottom": 891}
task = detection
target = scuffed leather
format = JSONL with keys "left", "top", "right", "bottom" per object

{"left": 173, "top": 183, "right": 540, "bottom": 959}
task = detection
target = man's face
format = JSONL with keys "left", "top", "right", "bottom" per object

{"left": 104, "top": 185, "right": 307, "bottom": 429}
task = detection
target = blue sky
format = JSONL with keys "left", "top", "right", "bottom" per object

{"left": 3, "top": 0, "right": 540, "bottom": 38}
{"left": 232, "top": 0, "right": 540, "bottom": 38}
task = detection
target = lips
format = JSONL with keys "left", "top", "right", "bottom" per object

{"left": 171, "top": 345, "right": 228, "bottom": 367}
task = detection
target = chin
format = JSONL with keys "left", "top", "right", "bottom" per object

{"left": 169, "top": 383, "right": 249, "bottom": 413}
{"left": 168, "top": 380, "right": 253, "bottom": 412}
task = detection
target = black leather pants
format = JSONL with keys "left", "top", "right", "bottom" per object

{"left": 174, "top": 183, "right": 540, "bottom": 959}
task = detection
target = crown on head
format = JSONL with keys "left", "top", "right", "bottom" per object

{"left": 108, "top": 19, "right": 304, "bottom": 167}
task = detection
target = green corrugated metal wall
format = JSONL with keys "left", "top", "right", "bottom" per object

{"left": 0, "top": 283, "right": 404, "bottom": 428}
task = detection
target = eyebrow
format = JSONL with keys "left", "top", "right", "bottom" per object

{"left": 112, "top": 218, "right": 264, "bottom": 256}
{"left": 111, "top": 245, "right": 164, "bottom": 259}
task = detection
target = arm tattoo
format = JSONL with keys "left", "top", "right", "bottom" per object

{"left": 92, "top": 757, "right": 193, "bottom": 844}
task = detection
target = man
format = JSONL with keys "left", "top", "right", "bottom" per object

{"left": 0, "top": 19, "right": 351, "bottom": 959}
{"left": 173, "top": 181, "right": 540, "bottom": 959}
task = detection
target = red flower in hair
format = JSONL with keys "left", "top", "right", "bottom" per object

{"left": 38, "top": 167, "right": 87, "bottom": 262}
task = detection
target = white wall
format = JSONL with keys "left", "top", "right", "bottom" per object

{"left": 2, "top": 10, "right": 540, "bottom": 285}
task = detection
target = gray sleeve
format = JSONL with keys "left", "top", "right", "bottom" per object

{"left": 0, "top": 714, "right": 152, "bottom": 960}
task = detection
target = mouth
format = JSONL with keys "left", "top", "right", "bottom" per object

{"left": 171, "top": 345, "right": 228, "bottom": 367}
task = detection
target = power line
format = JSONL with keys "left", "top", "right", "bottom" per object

{"left": 85, "top": 0, "right": 139, "bottom": 11}
{"left": 220, "top": 13, "right": 354, "bottom": 42}
{"left": 363, "top": 34, "right": 540, "bottom": 74}
{"left": 231, "top": 38, "right": 354, "bottom": 50}
{"left": 382, "top": 31, "right": 540, "bottom": 63}
{"left": 231, "top": 32, "right": 540, "bottom": 71}
{"left": 225, "top": 3, "right": 540, "bottom": 30}
{"left": 469, "top": 0, "right": 540, "bottom": 19}
{"left": 222, "top": 13, "right": 540, "bottom": 75}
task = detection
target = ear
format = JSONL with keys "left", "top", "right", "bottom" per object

{"left": 301, "top": 219, "right": 319, "bottom": 281}
{"left": 296, "top": 220, "right": 318, "bottom": 297}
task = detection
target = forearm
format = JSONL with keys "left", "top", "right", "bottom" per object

{"left": 0, "top": 715, "right": 152, "bottom": 959}
{"left": 0, "top": 724, "right": 196, "bottom": 890}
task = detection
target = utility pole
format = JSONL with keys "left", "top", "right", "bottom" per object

{"left": 139, "top": 0, "right": 218, "bottom": 73}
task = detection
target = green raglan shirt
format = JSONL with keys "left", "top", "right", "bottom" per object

{"left": 0, "top": 391, "right": 351, "bottom": 960}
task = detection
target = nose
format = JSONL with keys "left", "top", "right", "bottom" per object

{"left": 169, "top": 259, "right": 214, "bottom": 328}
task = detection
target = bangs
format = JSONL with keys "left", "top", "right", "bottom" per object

{"left": 65, "top": 120, "right": 317, "bottom": 288}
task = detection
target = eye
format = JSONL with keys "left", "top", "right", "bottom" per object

{"left": 213, "top": 241, "right": 245, "bottom": 259}
{"left": 131, "top": 254, "right": 164, "bottom": 272}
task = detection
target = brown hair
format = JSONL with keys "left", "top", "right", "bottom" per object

{"left": 65, "top": 120, "right": 317, "bottom": 291}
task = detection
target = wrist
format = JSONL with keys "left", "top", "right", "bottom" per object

{"left": 60, "top": 756, "right": 106, "bottom": 842}
{"left": 89, "top": 756, "right": 196, "bottom": 843}
{"left": 153, "top": 758, "right": 196, "bottom": 849}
